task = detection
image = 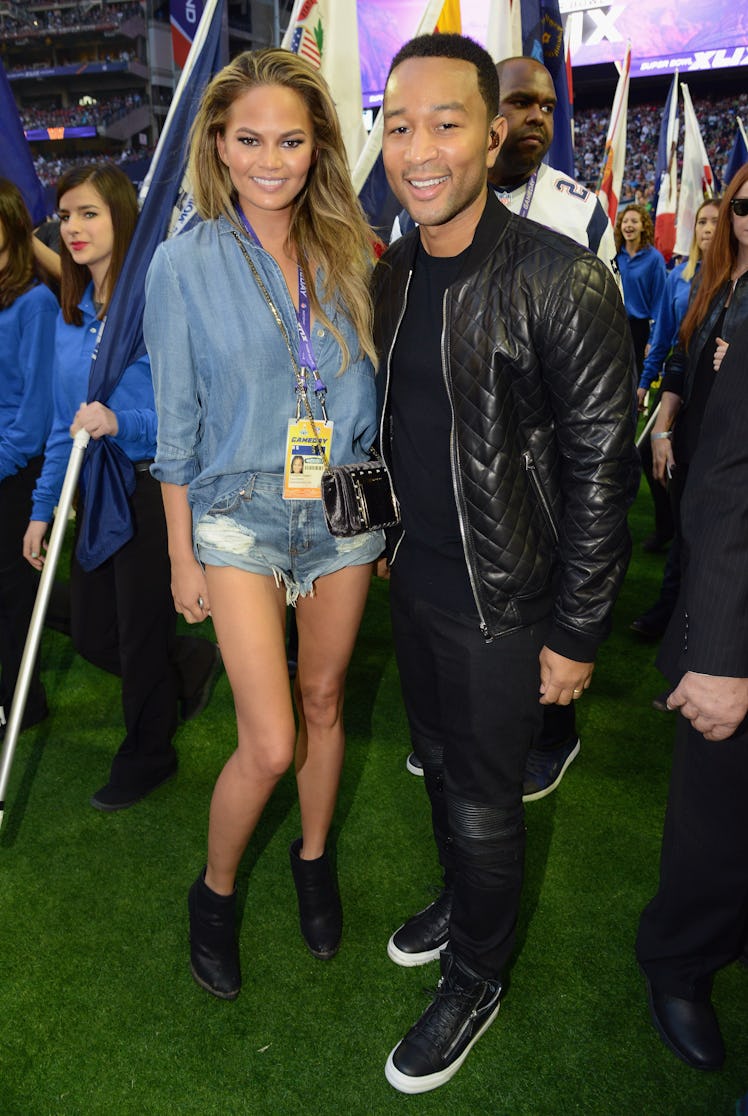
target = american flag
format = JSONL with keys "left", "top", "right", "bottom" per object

{"left": 291, "top": 23, "right": 323, "bottom": 69}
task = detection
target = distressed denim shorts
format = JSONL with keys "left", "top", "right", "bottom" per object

{"left": 194, "top": 472, "right": 384, "bottom": 604}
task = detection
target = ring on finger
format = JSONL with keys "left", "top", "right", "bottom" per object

{"left": 197, "top": 596, "right": 204, "bottom": 609}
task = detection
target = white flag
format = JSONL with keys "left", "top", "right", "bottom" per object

{"left": 597, "top": 43, "right": 631, "bottom": 226}
{"left": 486, "top": 0, "right": 522, "bottom": 63}
{"left": 674, "top": 83, "right": 714, "bottom": 258}
{"left": 282, "top": 0, "right": 366, "bottom": 168}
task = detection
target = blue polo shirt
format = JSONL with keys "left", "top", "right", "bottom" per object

{"left": 616, "top": 244, "right": 666, "bottom": 323}
{"left": 0, "top": 282, "right": 58, "bottom": 482}
{"left": 639, "top": 261, "right": 695, "bottom": 390}
{"left": 32, "top": 282, "right": 157, "bottom": 523}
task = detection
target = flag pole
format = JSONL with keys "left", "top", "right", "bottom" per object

{"left": 0, "top": 430, "right": 90, "bottom": 830}
{"left": 636, "top": 402, "right": 660, "bottom": 448}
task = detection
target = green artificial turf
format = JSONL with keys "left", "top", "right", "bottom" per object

{"left": 1, "top": 485, "right": 746, "bottom": 1116}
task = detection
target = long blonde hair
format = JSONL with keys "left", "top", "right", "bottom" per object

{"left": 681, "top": 197, "right": 721, "bottom": 283}
{"left": 187, "top": 48, "right": 376, "bottom": 369}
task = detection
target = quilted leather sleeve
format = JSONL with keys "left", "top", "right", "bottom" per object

{"left": 448, "top": 223, "right": 639, "bottom": 658}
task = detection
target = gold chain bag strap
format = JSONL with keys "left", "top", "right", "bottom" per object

{"left": 230, "top": 230, "right": 400, "bottom": 537}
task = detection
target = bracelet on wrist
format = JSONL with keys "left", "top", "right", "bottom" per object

{"left": 651, "top": 431, "right": 673, "bottom": 441}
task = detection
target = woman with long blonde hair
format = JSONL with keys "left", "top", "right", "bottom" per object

{"left": 145, "top": 49, "right": 383, "bottom": 1000}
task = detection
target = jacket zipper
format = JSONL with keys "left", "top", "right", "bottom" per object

{"left": 380, "top": 270, "right": 413, "bottom": 567}
{"left": 522, "top": 450, "right": 559, "bottom": 543}
{"left": 441, "top": 288, "right": 491, "bottom": 640}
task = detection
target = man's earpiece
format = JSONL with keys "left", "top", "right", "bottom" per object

{"left": 489, "top": 129, "right": 500, "bottom": 149}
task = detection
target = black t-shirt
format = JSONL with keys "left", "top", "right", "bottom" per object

{"left": 389, "top": 240, "right": 477, "bottom": 614}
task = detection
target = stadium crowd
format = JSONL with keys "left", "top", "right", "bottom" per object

{"left": 574, "top": 89, "right": 748, "bottom": 197}
{"left": 0, "top": 2, "right": 143, "bottom": 38}
{"left": 21, "top": 93, "right": 146, "bottom": 132}
{"left": 16, "top": 88, "right": 747, "bottom": 204}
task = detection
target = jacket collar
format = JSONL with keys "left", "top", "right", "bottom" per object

{"left": 392, "top": 188, "right": 510, "bottom": 284}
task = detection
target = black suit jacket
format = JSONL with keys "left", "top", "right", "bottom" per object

{"left": 658, "top": 315, "right": 748, "bottom": 684}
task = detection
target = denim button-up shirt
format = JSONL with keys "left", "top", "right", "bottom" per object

{"left": 144, "top": 216, "right": 378, "bottom": 526}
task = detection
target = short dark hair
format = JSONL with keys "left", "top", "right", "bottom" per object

{"left": 387, "top": 34, "right": 499, "bottom": 121}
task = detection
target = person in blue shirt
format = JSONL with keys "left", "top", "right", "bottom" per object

{"left": 638, "top": 199, "right": 721, "bottom": 406}
{"left": 145, "top": 49, "right": 383, "bottom": 1002}
{"left": 0, "top": 178, "right": 58, "bottom": 740}
{"left": 23, "top": 163, "right": 219, "bottom": 812}
{"left": 615, "top": 203, "right": 667, "bottom": 376}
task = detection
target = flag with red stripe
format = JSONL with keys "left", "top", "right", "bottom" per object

{"left": 597, "top": 43, "right": 631, "bottom": 226}
{"left": 673, "top": 83, "right": 714, "bottom": 258}
{"left": 654, "top": 73, "right": 679, "bottom": 263}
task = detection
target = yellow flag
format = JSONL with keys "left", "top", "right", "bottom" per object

{"left": 435, "top": 0, "right": 461, "bottom": 33}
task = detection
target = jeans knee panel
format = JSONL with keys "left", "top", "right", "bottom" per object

{"left": 447, "top": 795, "right": 525, "bottom": 865}
{"left": 447, "top": 795, "right": 524, "bottom": 841}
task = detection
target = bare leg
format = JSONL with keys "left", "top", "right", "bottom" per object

{"left": 203, "top": 566, "right": 292, "bottom": 895}
{"left": 293, "top": 562, "right": 373, "bottom": 860}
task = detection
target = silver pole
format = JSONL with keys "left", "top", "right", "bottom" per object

{"left": 636, "top": 400, "right": 661, "bottom": 448}
{"left": 0, "top": 429, "right": 90, "bottom": 829}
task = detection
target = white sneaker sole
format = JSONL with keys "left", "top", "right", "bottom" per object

{"left": 387, "top": 931, "right": 448, "bottom": 967}
{"left": 522, "top": 738, "right": 580, "bottom": 803}
{"left": 384, "top": 1000, "right": 500, "bottom": 1093}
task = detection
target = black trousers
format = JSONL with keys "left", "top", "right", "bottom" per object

{"left": 636, "top": 712, "right": 748, "bottom": 1000}
{"left": 0, "top": 457, "right": 46, "bottom": 719}
{"left": 71, "top": 469, "right": 214, "bottom": 791}
{"left": 390, "top": 574, "right": 546, "bottom": 979}
{"left": 628, "top": 315, "right": 651, "bottom": 376}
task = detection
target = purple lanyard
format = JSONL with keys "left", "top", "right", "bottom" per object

{"left": 518, "top": 171, "right": 537, "bottom": 219}
{"left": 235, "top": 206, "right": 327, "bottom": 400}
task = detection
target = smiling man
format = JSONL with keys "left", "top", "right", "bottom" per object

{"left": 373, "top": 34, "right": 639, "bottom": 1094}
{"left": 396, "top": 55, "right": 619, "bottom": 801}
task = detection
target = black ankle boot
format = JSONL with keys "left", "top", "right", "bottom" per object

{"left": 188, "top": 867, "right": 241, "bottom": 999}
{"left": 289, "top": 838, "right": 342, "bottom": 960}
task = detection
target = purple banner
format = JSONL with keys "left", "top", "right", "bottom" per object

{"left": 358, "top": 0, "right": 748, "bottom": 102}
{"left": 9, "top": 62, "right": 129, "bottom": 82}
{"left": 558, "top": 0, "right": 748, "bottom": 74}
{"left": 24, "top": 125, "right": 98, "bottom": 142}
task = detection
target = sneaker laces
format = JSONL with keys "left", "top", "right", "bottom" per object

{"left": 414, "top": 977, "right": 484, "bottom": 1048}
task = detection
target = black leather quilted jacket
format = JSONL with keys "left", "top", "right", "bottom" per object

{"left": 661, "top": 271, "right": 748, "bottom": 402}
{"left": 374, "top": 191, "right": 640, "bottom": 661}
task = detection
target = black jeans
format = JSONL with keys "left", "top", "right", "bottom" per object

{"left": 637, "top": 711, "right": 748, "bottom": 1000}
{"left": 390, "top": 573, "right": 546, "bottom": 979}
{"left": 0, "top": 457, "right": 46, "bottom": 719}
